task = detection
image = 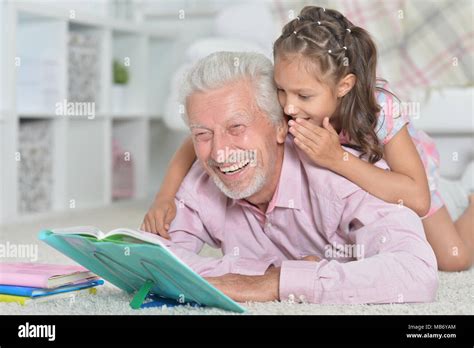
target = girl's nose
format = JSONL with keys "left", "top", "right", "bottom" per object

{"left": 284, "top": 102, "right": 298, "bottom": 116}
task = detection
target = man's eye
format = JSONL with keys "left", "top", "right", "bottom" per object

{"left": 299, "top": 95, "right": 311, "bottom": 100}
{"left": 194, "top": 132, "right": 212, "bottom": 141}
{"left": 230, "top": 124, "right": 245, "bottom": 134}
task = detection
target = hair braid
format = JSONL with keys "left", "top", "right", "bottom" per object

{"left": 274, "top": 6, "right": 387, "bottom": 163}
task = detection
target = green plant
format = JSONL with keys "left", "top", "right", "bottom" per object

{"left": 113, "top": 60, "right": 129, "bottom": 84}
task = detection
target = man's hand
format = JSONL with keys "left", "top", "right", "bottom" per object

{"left": 205, "top": 267, "right": 281, "bottom": 302}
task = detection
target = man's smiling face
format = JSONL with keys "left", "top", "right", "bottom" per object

{"left": 186, "top": 79, "right": 284, "bottom": 200}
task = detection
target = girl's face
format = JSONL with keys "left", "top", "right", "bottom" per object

{"left": 274, "top": 54, "right": 340, "bottom": 129}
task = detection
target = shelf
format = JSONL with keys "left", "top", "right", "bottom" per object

{"left": 64, "top": 118, "right": 110, "bottom": 209}
{"left": 0, "top": 110, "right": 15, "bottom": 123}
{"left": 149, "top": 114, "right": 164, "bottom": 120}
{"left": 111, "top": 30, "right": 148, "bottom": 115}
{"left": 112, "top": 119, "right": 149, "bottom": 200}
{"left": 16, "top": 13, "right": 67, "bottom": 115}
{"left": 0, "top": 2, "right": 4, "bottom": 115}
{"left": 111, "top": 112, "right": 148, "bottom": 119}
{"left": 15, "top": 1, "right": 111, "bottom": 28}
{"left": 67, "top": 113, "right": 109, "bottom": 120}
{"left": 18, "top": 113, "right": 61, "bottom": 119}
{"left": 67, "top": 22, "right": 104, "bottom": 114}
{"left": 1, "top": 1, "right": 178, "bottom": 224}
{"left": 0, "top": 121, "right": 13, "bottom": 222}
{"left": 17, "top": 119, "right": 54, "bottom": 214}
{"left": 14, "top": 1, "right": 175, "bottom": 38}
{"left": 147, "top": 37, "right": 174, "bottom": 118}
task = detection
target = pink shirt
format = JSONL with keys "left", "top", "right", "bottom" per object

{"left": 161, "top": 136, "right": 438, "bottom": 304}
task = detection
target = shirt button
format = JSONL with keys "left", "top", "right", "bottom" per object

{"left": 380, "top": 235, "right": 387, "bottom": 244}
{"left": 288, "top": 294, "right": 295, "bottom": 303}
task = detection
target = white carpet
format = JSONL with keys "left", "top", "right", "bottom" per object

{"left": 1, "top": 200, "right": 473, "bottom": 315}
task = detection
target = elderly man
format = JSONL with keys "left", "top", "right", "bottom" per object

{"left": 157, "top": 51, "right": 438, "bottom": 304}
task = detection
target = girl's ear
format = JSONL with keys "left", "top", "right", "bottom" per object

{"left": 337, "top": 74, "right": 356, "bottom": 98}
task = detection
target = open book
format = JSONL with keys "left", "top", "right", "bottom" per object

{"left": 39, "top": 226, "right": 245, "bottom": 313}
{"left": 49, "top": 226, "right": 174, "bottom": 246}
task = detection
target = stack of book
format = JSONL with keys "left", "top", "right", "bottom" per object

{"left": 0, "top": 263, "right": 103, "bottom": 305}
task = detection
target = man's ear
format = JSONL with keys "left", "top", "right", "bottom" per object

{"left": 276, "top": 119, "right": 288, "bottom": 144}
{"left": 337, "top": 73, "right": 356, "bottom": 98}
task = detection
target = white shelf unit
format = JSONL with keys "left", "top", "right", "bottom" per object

{"left": 147, "top": 36, "right": 174, "bottom": 119}
{"left": 0, "top": 2, "right": 176, "bottom": 224}
{"left": 16, "top": 13, "right": 67, "bottom": 115}
{"left": 111, "top": 30, "right": 147, "bottom": 116}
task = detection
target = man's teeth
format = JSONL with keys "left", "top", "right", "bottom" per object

{"left": 219, "top": 159, "right": 250, "bottom": 174}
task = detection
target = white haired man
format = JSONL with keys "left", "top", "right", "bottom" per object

{"left": 152, "top": 51, "right": 438, "bottom": 304}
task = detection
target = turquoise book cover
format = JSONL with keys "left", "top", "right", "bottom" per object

{"left": 39, "top": 228, "right": 245, "bottom": 313}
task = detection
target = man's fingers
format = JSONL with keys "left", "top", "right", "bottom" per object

{"left": 302, "top": 255, "right": 321, "bottom": 262}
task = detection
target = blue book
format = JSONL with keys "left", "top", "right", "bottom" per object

{"left": 0, "top": 279, "right": 104, "bottom": 298}
{"left": 39, "top": 227, "right": 246, "bottom": 313}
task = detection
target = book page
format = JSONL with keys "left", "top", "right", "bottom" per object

{"left": 50, "top": 226, "right": 104, "bottom": 239}
{"left": 106, "top": 228, "right": 169, "bottom": 247}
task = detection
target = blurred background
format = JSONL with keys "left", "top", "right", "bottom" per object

{"left": 0, "top": 0, "right": 472, "bottom": 228}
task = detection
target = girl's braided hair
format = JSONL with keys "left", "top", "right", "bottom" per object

{"left": 274, "top": 6, "right": 394, "bottom": 163}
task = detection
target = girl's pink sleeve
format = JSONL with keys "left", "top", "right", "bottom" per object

{"left": 375, "top": 89, "right": 410, "bottom": 145}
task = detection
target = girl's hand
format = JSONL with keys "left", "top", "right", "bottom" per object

{"left": 140, "top": 197, "right": 177, "bottom": 239}
{"left": 289, "top": 117, "right": 345, "bottom": 169}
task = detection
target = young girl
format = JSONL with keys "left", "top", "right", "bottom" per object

{"left": 141, "top": 6, "right": 473, "bottom": 272}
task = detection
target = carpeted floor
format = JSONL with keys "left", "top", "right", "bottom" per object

{"left": 1, "top": 200, "right": 472, "bottom": 315}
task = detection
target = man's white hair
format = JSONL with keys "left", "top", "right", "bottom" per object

{"left": 179, "top": 51, "right": 283, "bottom": 125}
